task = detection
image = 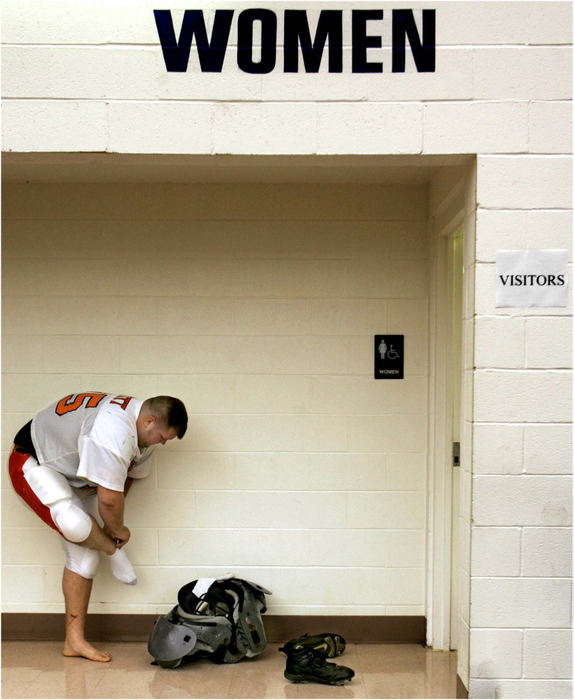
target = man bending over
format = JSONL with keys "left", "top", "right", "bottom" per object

{"left": 8, "top": 392, "right": 188, "bottom": 662}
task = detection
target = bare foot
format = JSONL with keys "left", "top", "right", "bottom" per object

{"left": 63, "top": 639, "right": 112, "bottom": 662}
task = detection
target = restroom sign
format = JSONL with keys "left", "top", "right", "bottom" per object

{"left": 375, "top": 335, "right": 404, "bottom": 379}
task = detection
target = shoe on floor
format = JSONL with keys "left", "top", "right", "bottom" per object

{"left": 283, "top": 648, "right": 355, "bottom": 686}
{"left": 279, "top": 632, "right": 346, "bottom": 658}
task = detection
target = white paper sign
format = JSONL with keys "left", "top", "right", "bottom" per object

{"left": 495, "top": 249, "right": 569, "bottom": 307}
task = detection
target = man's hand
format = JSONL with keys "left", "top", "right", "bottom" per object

{"left": 113, "top": 525, "right": 131, "bottom": 549}
{"left": 102, "top": 523, "right": 131, "bottom": 548}
{"left": 98, "top": 485, "right": 128, "bottom": 545}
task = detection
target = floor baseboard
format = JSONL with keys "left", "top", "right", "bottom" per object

{"left": 2, "top": 613, "right": 426, "bottom": 644}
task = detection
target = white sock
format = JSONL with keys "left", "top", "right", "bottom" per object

{"left": 108, "top": 548, "right": 137, "bottom": 585}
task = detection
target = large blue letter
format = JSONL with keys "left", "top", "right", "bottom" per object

{"left": 154, "top": 9, "right": 233, "bottom": 72}
{"left": 284, "top": 10, "right": 343, "bottom": 73}
{"left": 237, "top": 9, "right": 277, "bottom": 74}
{"left": 352, "top": 10, "right": 383, "bottom": 73}
{"left": 392, "top": 10, "right": 436, "bottom": 73}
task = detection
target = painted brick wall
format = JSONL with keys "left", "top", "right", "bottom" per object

{"left": 2, "top": 1, "right": 572, "bottom": 697}
{"left": 2, "top": 181, "right": 429, "bottom": 616}
{"left": 469, "top": 151, "right": 572, "bottom": 698}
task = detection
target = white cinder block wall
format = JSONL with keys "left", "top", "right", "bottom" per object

{"left": 2, "top": 1, "right": 572, "bottom": 697}
{"left": 469, "top": 152, "right": 572, "bottom": 699}
{"left": 2, "top": 182, "right": 430, "bottom": 617}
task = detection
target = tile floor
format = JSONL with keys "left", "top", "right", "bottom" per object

{"left": 2, "top": 640, "right": 458, "bottom": 699}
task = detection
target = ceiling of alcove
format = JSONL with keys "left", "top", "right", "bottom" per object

{"left": 2, "top": 153, "right": 473, "bottom": 185}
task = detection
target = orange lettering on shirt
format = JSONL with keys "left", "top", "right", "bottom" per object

{"left": 55, "top": 392, "right": 107, "bottom": 416}
{"left": 110, "top": 395, "right": 132, "bottom": 411}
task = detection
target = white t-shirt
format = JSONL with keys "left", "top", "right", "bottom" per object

{"left": 31, "top": 392, "right": 154, "bottom": 491}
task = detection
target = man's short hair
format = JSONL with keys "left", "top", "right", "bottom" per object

{"left": 144, "top": 396, "right": 188, "bottom": 439}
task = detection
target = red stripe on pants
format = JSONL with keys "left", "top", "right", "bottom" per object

{"left": 8, "top": 446, "right": 62, "bottom": 535}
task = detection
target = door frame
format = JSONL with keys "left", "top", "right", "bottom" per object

{"left": 426, "top": 209, "right": 465, "bottom": 651}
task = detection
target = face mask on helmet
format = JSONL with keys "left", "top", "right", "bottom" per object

{"left": 148, "top": 576, "right": 272, "bottom": 669}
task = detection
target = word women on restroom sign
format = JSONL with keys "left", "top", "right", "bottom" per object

{"left": 496, "top": 250, "right": 569, "bottom": 307}
{"left": 375, "top": 335, "right": 404, "bottom": 379}
{"left": 154, "top": 8, "right": 436, "bottom": 74}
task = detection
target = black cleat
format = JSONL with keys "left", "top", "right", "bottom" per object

{"left": 283, "top": 648, "right": 355, "bottom": 686}
{"left": 279, "top": 632, "right": 346, "bottom": 658}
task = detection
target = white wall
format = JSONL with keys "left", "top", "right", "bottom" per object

{"left": 2, "top": 181, "right": 429, "bottom": 616}
{"left": 469, "top": 157, "right": 572, "bottom": 698}
{"left": 1, "top": 1, "right": 572, "bottom": 697}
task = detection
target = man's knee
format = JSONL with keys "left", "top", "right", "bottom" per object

{"left": 63, "top": 543, "right": 100, "bottom": 579}
{"left": 50, "top": 499, "right": 93, "bottom": 543}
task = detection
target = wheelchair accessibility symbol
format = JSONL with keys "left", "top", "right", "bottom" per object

{"left": 374, "top": 335, "right": 404, "bottom": 380}
{"left": 378, "top": 339, "right": 400, "bottom": 360}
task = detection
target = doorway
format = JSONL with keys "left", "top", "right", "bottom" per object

{"left": 1, "top": 153, "right": 475, "bottom": 666}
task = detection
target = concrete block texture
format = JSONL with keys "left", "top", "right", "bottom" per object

{"left": 1, "top": 566, "right": 44, "bottom": 603}
{"left": 526, "top": 1, "right": 573, "bottom": 45}
{"left": 138, "top": 259, "right": 349, "bottom": 298}
{"left": 2, "top": 46, "right": 162, "bottom": 100}
{"left": 473, "top": 423, "right": 523, "bottom": 475}
{"left": 470, "top": 629, "right": 523, "bottom": 679}
{"left": 42, "top": 336, "right": 121, "bottom": 374}
{"left": 1, "top": 0, "right": 165, "bottom": 45}
{"left": 2, "top": 527, "right": 64, "bottom": 565}
{"left": 474, "top": 316, "right": 525, "bottom": 368}
{"left": 346, "top": 492, "right": 425, "bottom": 529}
{"left": 522, "top": 528, "right": 573, "bottom": 577}
{"left": 474, "top": 47, "right": 572, "bottom": 100}
{"left": 473, "top": 422, "right": 572, "bottom": 475}
{"left": 523, "top": 629, "right": 573, "bottom": 679}
{"left": 477, "top": 156, "right": 572, "bottom": 209}
{"left": 471, "top": 527, "right": 521, "bottom": 576}
{"left": 436, "top": 2, "right": 532, "bottom": 46}
{"left": 213, "top": 102, "right": 318, "bottom": 155}
{"left": 347, "top": 257, "right": 428, "bottom": 298}
{"left": 2, "top": 101, "right": 108, "bottom": 153}
{"left": 157, "top": 528, "right": 424, "bottom": 568}
{"left": 424, "top": 101, "right": 529, "bottom": 154}
{"left": 525, "top": 317, "right": 572, "bottom": 369}
{"left": 472, "top": 578, "right": 572, "bottom": 627}
{"left": 108, "top": 102, "right": 215, "bottom": 154}
{"left": 473, "top": 475, "right": 572, "bottom": 526}
{"left": 474, "top": 370, "right": 572, "bottom": 422}
{"left": 437, "top": 1, "right": 572, "bottom": 46}
{"left": 234, "top": 451, "right": 387, "bottom": 491}
{"left": 523, "top": 424, "right": 572, "bottom": 474}
{"left": 529, "top": 101, "right": 573, "bottom": 154}
{"left": 317, "top": 102, "right": 423, "bottom": 154}
{"left": 476, "top": 210, "right": 573, "bottom": 262}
